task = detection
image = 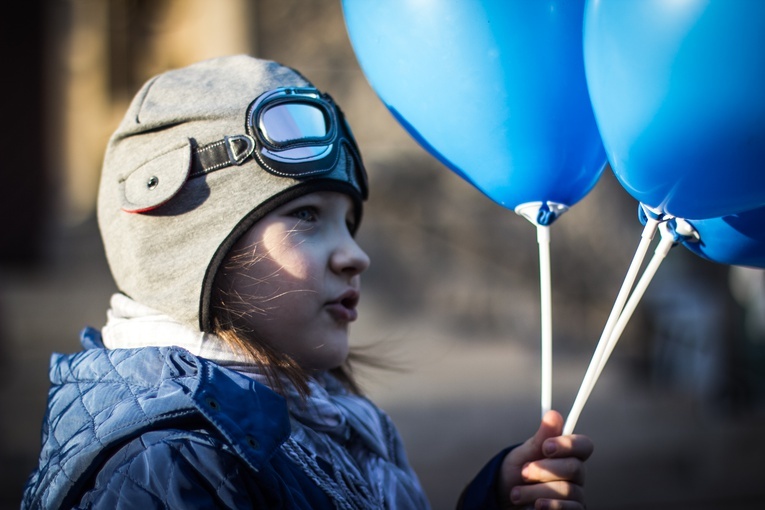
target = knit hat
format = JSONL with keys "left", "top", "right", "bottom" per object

{"left": 97, "top": 55, "right": 368, "bottom": 332}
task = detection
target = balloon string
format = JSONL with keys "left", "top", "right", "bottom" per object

{"left": 537, "top": 224, "right": 552, "bottom": 418}
{"left": 563, "top": 217, "right": 661, "bottom": 435}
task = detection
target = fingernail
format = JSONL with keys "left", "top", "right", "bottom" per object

{"left": 510, "top": 487, "right": 521, "bottom": 504}
{"left": 538, "top": 499, "right": 551, "bottom": 510}
{"left": 543, "top": 441, "right": 557, "bottom": 456}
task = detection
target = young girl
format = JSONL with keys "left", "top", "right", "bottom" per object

{"left": 22, "top": 55, "right": 592, "bottom": 510}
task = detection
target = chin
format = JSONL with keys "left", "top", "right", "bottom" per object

{"left": 304, "top": 343, "right": 350, "bottom": 371}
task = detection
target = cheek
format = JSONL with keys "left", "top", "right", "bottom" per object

{"left": 265, "top": 243, "right": 321, "bottom": 283}
{"left": 277, "top": 254, "right": 313, "bottom": 281}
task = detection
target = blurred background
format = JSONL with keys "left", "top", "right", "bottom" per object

{"left": 2, "top": 1, "right": 765, "bottom": 509}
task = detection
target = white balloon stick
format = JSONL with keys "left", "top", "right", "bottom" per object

{"left": 563, "top": 217, "right": 661, "bottom": 435}
{"left": 515, "top": 201, "right": 567, "bottom": 420}
{"left": 593, "top": 225, "right": 675, "bottom": 382}
{"left": 537, "top": 224, "right": 553, "bottom": 417}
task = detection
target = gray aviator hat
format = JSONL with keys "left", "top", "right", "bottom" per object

{"left": 98, "top": 55, "right": 368, "bottom": 332}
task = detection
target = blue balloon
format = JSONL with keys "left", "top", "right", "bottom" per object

{"left": 584, "top": 0, "right": 765, "bottom": 220}
{"left": 342, "top": 0, "right": 606, "bottom": 220}
{"left": 674, "top": 206, "right": 765, "bottom": 269}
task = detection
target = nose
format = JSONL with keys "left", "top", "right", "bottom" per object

{"left": 331, "top": 233, "right": 370, "bottom": 278}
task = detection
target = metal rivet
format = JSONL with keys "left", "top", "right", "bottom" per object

{"left": 147, "top": 176, "right": 159, "bottom": 189}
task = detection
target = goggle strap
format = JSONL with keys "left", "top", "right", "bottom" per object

{"left": 190, "top": 134, "right": 255, "bottom": 178}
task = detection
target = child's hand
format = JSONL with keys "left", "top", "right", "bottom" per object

{"left": 499, "top": 410, "right": 593, "bottom": 509}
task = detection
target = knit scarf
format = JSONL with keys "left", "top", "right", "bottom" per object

{"left": 101, "top": 293, "right": 430, "bottom": 510}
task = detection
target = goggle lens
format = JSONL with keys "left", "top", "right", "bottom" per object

{"left": 259, "top": 103, "right": 329, "bottom": 145}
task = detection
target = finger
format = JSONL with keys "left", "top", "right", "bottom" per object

{"left": 522, "top": 457, "right": 586, "bottom": 485}
{"left": 542, "top": 434, "right": 594, "bottom": 461}
{"left": 510, "top": 480, "right": 586, "bottom": 508}
{"left": 508, "top": 411, "right": 564, "bottom": 467}
{"left": 533, "top": 499, "right": 586, "bottom": 510}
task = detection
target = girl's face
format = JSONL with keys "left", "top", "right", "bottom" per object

{"left": 220, "top": 191, "right": 370, "bottom": 370}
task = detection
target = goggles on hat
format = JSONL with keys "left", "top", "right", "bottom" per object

{"left": 191, "top": 87, "right": 367, "bottom": 195}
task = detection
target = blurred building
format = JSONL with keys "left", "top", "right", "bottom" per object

{"left": 4, "top": 0, "right": 762, "bottom": 408}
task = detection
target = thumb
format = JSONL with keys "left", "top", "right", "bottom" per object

{"left": 507, "top": 410, "right": 564, "bottom": 467}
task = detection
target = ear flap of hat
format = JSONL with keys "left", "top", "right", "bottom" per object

{"left": 119, "top": 141, "right": 193, "bottom": 213}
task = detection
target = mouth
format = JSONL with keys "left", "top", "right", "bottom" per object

{"left": 326, "top": 290, "right": 360, "bottom": 322}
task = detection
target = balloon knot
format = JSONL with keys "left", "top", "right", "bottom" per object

{"left": 638, "top": 203, "right": 667, "bottom": 225}
{"left": 536, "top": 203, "right": 557, "bottom": 226}
{"left": 667, "top": 218, "right": 700, "bottom": 244}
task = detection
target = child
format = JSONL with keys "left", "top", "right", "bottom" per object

{"left": 22, "top": 55, "right": 592, "bottom": 509}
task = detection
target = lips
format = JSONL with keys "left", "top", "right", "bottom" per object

{"left": 326, "top": 289, "right": 360, "bottom": 322}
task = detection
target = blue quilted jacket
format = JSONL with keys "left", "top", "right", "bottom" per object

{"left": 22, "top": 328, "right": 505, "bottom": 509}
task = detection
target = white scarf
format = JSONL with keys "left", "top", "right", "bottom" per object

{"left": 102, "top": 293, "right": 429, "bottom": 510}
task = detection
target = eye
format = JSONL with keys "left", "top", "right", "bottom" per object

{"left": 290, "top": 206, "right": 318, "bottom": 222}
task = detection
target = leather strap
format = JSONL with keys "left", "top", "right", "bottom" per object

{"left": 191, "top": 134, "right": 255, "bottom": 178}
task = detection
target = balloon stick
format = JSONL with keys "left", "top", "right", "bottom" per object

{"left": 594, "top": 228, "right": 674, "bottom": 375}
{"left": 563, "top": 216, "right": 660, "bottom": 434}
{"left": 516, "top": 202, "right": 567, "bottom": 419}
{"left": 564, "top": 221, "right": 674, "bottom": 435}
{"left": 538, "top": 224, "right": 553, "bottom": 417}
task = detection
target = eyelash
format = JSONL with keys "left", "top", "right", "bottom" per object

{"left": 291, "top": 206, "right": 318, "bottom": 222}
{"left": 288, "top": 204, "right": 356, "bottom": 233}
